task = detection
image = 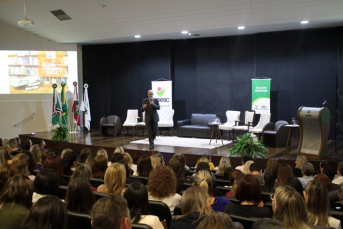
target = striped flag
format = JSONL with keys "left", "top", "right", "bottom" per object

{"left": 72, "top": 82, "right": 80, "bottom": 126}
{"left": 52, "top": 84, "right": 61, "bottom": 125}
{"left": 80, "top": 84, "right": 91, "bottom": 131}
{"left": 61, "top": 82, "right": 68, "bottom": 125}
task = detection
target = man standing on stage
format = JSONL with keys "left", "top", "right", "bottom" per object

{"left": 142, "top": 90, "right": 160, "bottom": 149}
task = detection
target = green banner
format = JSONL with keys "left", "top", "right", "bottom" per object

{"left": 251, "top": 79, "right": 271, "bottom": 114}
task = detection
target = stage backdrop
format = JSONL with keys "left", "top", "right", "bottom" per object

{"left": 251, "top": 78, "right": 271, "bottom": 114}
{"left": 152, "top": 80, "right": 172, "bottom": 109}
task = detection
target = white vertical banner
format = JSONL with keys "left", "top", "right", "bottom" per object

{"left": 151, "top": 81, "right": 172, "bottom": 110}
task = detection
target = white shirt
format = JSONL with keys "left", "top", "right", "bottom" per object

{"left": 148, "top": 193, "right": 181, "bottom": 213}
{"left": 329, "top": 216, "right": 342, "bottom": 229}
{"left": 332, "top": 176, "right": 343, "bottom": 185}
{"left": 138, "top": 215, "right": 164, "bottom": 229}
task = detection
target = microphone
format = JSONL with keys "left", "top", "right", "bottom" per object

{"left": 322, "top": 100, "right": 327, "bottom": 106}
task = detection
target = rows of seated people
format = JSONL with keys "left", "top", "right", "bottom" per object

{"left": 1, "top": 137, "right": 343, "bottom": 229}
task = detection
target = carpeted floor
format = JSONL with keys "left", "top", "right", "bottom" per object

{"left": 130, "top": 136, "right": 232, "bottom": 149}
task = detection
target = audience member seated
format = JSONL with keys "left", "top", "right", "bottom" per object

{"left": 195, "top": 155, "right": 214, "bottom": 170}
{"left": 329, "top": 182, "right": 343, "bottom": 210}
{"left": 41, "top": 155, "right": 69, "bottom": 186}
{"left": 23, "top": 196, "right": 67, "bottom": 229}
{"left": 3, "top": 146, "right": 12, "bottom": 164}
{"left": 91, "top": 195, "right": 131, "bottom": 229}
{"left": 0, "top": 147, "right": 8, "bottom": 168}
{"left": 194, "top": 170, "right": 231, "bottom": 212}
{"left": 222, "top": 167, "right": 234, "bottom": 180}
{"left": 314, "top": 174, "right": 333, "bottom": 192}
{"left": 323, "top": 165, "right": 336, "bottom": 182}
{"left": 21, "top": 150, "right": 37, "bottom": 175}
{"left": 224, "top": 175, "right": 272, "bottom": 218}
{"left": 37, "top": 139, "right": 46, "bottom": 154}
{"left": 196, "top": 212, "right": 243, "bottom": 229}
{"left": 123, "top": 152, "right": 135, "bottom": 175}
{"left": 243, "top": 160, "right": 254, "bottom": 175}
{"left": 333, "top": 162, "right": 343, "bottom": 185}
{"left": 124, "top": 182, "right": 164, "bottom": 229}
{"left": 235, "top": 155, "right": 252, "bottom": 172}
{"left": 32, "top": 168, "right": 59, "bottom": 203}
{"left": 304, "top": 180, "right": 341, "bottom": 229}
{"left": 79, "top": 148, "right": 92, "bottom": 164}
{"left": 214, "top": 156, "right": 230, "bottom": 171}
{"left": 252, "top": 186, "right": 310, "bottom": 229}
{"left": 249, "top": 163, "right": 264, "bottom": 185}
{"left": 284, "top": 176, "right": 304, "bottom": 197}
{"left": 15, "top": 137, "right": 22, "bottom": 151}
{"left": 12, "top": 153, "right": 34, "bottom": 180}
{"left": 111, "top": 152, "right": 124, "bottom": 164}
{"left": 66, "top": 178, "right": 95, "bottom": 214}
{"left": 41, "top": 149, "right": 55, "bottom": 165}
{"left": 293, "top": 155, "right": 307, "bottom": 177}
{"left": 225, "top": 170, "right": 243, "bottom": 198}
{"left": 168, "top": 158, "right": 185, "bottom": 195}
{"left": 0, "top": 164, "right": 18, "bottom": 193}
{"left": 216, "top": 157, "right": 231, "bottom": 176}
{"left": 151, "top": 154, "right": 165, "bottom": 170}
{"left": 91, "top": 155, "right": 108, "bottom": 179}
{"left": 275, "top": 163, "right": 294, "bottom": 187}
{"left": 85, "top": 154, "right": 96, "bottom": 168}
{"left": 70, "top": 164, "right": 96, "bottom": 190}
{"left": 61, "top": 148, "right": 73, "bottom": 158}
{"left": 298, "top": 162, "right": 314, "bottom": 188}
{"left": 97, "top": 162, "right": 126, "bottom": 195}
{"left": 96, "top": 148, "right": 109, "bottom": 166}
{"left": 62, "top": 151, "right": 78, "bottom": 176}
{"left": 30, "top": 144, "right": 42, "bottom": 166}
{"left": 148, "top": 166, "right": 181, "bottom": 212}
{"left": 170, "top": 153, "right": 189, "bottom": 177}
{"left": 170, "top": 186, "right": 211, "bottom": 229}
{"left": 264, "top": 158, "right": 279, "bottom": 174}
{"left": 0, "top": 175, "right": 34, "bottom": 229}
{"left": 9, "top": 138, "right": 19, "bottom": 153}
{"left": 134, "top": 154, "right": 152, "bottom": 177}
{"left": 262, "top": 171, "right": 276, "bottom": 193}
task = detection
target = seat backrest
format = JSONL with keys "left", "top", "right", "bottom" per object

{"left": 254, "top": 113, "right": 271, "bottom": 129}
{"left": 93, "top": 191, "right": 111, "bottom": 201}
{"left": 149, "top": 200, "right": 172, "bottom": 229}
{"left": 229, "top": 215, "right": 260, "bottom": 229}
{"left": 174, "top": 205, "right": 182, "bottom": 216}
{"left": 89, "top": 178, "right": 104, "bottom": 187}
{"left": 132, "top": 223, "right": 153, "bottom": 229}
{"left": 244, "top": 110, "right": 255, "bottom": 125}
{"left": 106, "top": 115, "right": 117, "bottom": 124}
{"left": 191, "top": 113, "right": 204, "bottom": 125}
{"left": 202, "top": 114, "right": 217, "bottom": 125}
{"left": 125, "top": 109, "right": 138, "bottom": 123}
{"left": 275, "top": 120, "right": 288, "bottom": 131}
{"left": 129, "top": 175, "right": 149, "bottom": 185}
{"left": 67, "top": 211, "right": 92, "bottom": 229}
{"left": 58, "top": 185, "right": 68, "bottom": 199}
{"left": 157, "top": 109, "right": 174, "bottom": 122}
{"left": 214, "top": 178, "right": 230, "bottom": 187}
{"left": 226, "top": 110, "right": 241, "bottom": 125}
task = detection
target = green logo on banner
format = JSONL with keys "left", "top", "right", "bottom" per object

{"left": 157, "top": 87, "right": 166, "bottom": 97}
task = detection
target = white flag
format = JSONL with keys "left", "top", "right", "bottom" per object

{"left": 80, "top": 84, "right": 91, "bottom": 131}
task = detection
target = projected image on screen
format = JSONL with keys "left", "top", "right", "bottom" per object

{"left": 0, "top": 50, "right": 77, "bottom": 94}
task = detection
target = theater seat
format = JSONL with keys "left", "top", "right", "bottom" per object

{"left": 149, "top": 200, "right": 172, "bottom": 229}
{"left": 132, "top": 223, "right": 153, "bottom": 229}
{"left": 67, "top": 210, "right": 92, "bottom": 229}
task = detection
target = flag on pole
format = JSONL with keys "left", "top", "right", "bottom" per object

{"left": 80, "top": 84, "right": 91, "bottom": 131}
{"left": 52, "top": 83, "right": 61, "bottom": 125}
{"left": 61, "top": 82, "right": 68, "bottom": 125}
{"left": 72, "top": 81, "right": 80, "bottom": 126}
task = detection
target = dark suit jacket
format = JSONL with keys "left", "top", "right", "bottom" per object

{"left": 141, "top": 98, "right": 160, "bottom": 124}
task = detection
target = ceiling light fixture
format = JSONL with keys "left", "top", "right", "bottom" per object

{"left": 99, "top": 3, "right": 107, "bottom": 8}
{"left": 18, "top": 0, "right": 34, "bottom": 27}
{"left": 181, "top": 31, "right": 188, "bottom": 34}
{"left": 238, "top": 26, "right": 245, "bottom": 30}
{"left": 134, "top": 35, "right": 141, "bottom": 38}
{"left": 301, "top": 20, "right": 309, "bottom": 24}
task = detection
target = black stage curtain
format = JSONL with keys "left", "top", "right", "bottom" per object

{"left": 82, "top": 27, "right": 343, "bottom": 139}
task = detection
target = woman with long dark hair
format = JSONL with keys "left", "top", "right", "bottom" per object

{"left": 65, "top": 178, "right": 95, "bottom": 214}
{"left": 124, "top": 182, "right": 164, "bottom": 229}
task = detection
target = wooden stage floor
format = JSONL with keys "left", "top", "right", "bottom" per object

{"left": 25, "top": 128, "right": 343, "bottom": 169}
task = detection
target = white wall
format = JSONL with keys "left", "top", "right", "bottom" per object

{"left": 0, "top": 21, "right": 82, "bottom": 139}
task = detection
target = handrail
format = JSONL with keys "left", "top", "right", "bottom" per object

{"left": 14, "top": 112, "right": 35, "bottom": 127}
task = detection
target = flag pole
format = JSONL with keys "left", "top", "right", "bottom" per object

{"left": 70, "top": 81, "right": 80, "bottom": 134}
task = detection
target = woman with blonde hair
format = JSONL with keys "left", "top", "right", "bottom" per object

{"left": 294, "top": 155, "right": 308, "bottom": 177}
{"left": 275, "top": 163, "right": 294, "bottom": 187}
{"left": 30, "top": 144, "right": 42, "bottom": 164}
{"left": 252, "top": 185, "right": 310, "bottom": 229}
{"left": 0, "top": 147, "right": 6, "bottom": 167}
{"left": 243, "top": 160, "right": 254, "bottom": 174}
{"left": 12, "top": 153, "right": 31, "bottom": 177}
{"left": 97, "top": 162, "right": 126, "bottom": 195}
{"left": 264, "top": 158, "right": 279, "bottom": 173}
{"left": 123, "top": 152, "right": 135, "bottom": 174}
{"left": 148, "top": 166, "right": 181, "bottom": 212}
{"left": 195, "top": 156, "right": 214, "bottom": 170}
{"left": 150, "top": 154, "right": 165, "bottom": 169}
{"left": 304, "top": 180, "right": 341, "bottom": 228}
{"left": 194, "top": 170, "right": 230, "bottom": 212}
{"left": 170, "top": 186, "right": 212, "bottom": 229}
{"left": 216, "top": 159, "right": 232, "bottom": 175}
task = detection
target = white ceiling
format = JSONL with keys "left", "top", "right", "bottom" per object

{"left": 0, "top": 0, "right": 342, "bottom": 45}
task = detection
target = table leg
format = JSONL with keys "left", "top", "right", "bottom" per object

{"left": 286, "top": 128, "right": 293, "bottom": 152}
{"left": 209, "top": 126, "right": 215, "bottom": 145}
{"left": 217, "top": 127, "right": 224, "bottom": 145}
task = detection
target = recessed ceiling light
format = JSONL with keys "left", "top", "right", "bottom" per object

{"left": 301, "top": 21, "right": 309, "bottom": 24}
{"left": 188, "top": 33, "right": 191, "bottom": 36}
{"left": 134, "top": 35, "right": 141, "bottom": 38}
{"left": 99, "top": 3, "right": 107, "bottom": 8}
{"left": 238, "top": 26, "right": 245, "bottom": 30}
{"left": 181, "top": 31, "right": 188, "bottom": 34}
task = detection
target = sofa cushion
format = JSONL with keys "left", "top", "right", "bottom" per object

{"left": 179, "top": 125, "right": 211, "bottom": 132}
{"left": 191, "top": 114, "right": 204, "bottom": 125}
{"left": 202, "top": 114, "right": 217, "bottom": 126}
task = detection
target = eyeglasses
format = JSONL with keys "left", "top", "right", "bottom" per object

{"left": 270, "top": 194, "right": 275, "bottom": 202}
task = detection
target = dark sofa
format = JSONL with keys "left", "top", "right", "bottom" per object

{"left": 177, "top": 113, "right": 217, "bottom": 138}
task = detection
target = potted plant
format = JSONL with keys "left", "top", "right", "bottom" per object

{"left": 51, "top": 122, "right": 70, "bottom": 142}
{"left": 229, "top": 133, "right": 268, "bottom": 159}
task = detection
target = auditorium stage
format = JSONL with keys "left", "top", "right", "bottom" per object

{"left": 20, "top": 128, "right": 343, "bottom": 170}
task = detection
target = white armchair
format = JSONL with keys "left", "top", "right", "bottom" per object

{"left": 136, "top": 111, "right": 146, "bottom": 136}
{"left": 232, "top": 110, "right": 255, "bottom": 139}
{"left": 218, "top": 110, "right": 240, "bottom": 140}
{"left": 157, "top": 109, "right": 174, "bottom": 136}
{"left": 122, "top": 109, "right": 138, "bottom": 136}
{"left": 249, "top": 113, "right": 271, "bottom": 139}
